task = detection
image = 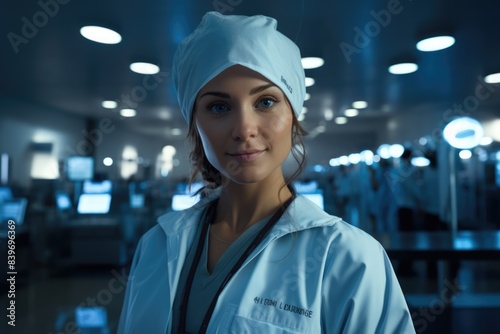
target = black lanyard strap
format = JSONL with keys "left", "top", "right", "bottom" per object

{"left": 177, "top": 199, "right": 217, "bottom": 334}
{"left": 177, "top": 195, "right": 295, "bottom": 334}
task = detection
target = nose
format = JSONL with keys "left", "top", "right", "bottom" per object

{"left": 231, "top": 105, "right": 259, "bottom": 141}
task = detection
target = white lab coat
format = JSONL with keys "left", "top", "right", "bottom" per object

{"left": 118, "top": 194, "right": 415, "bottom": 333}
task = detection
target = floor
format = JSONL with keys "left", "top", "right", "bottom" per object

{"left": 1, "top": 259, "right": 500, "bottom": 333}
{"left": 401, "top": 261, "right": 500, "bottom": 334}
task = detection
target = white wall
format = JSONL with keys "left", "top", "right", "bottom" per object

{"left": 0, "top": 97, "right": 194, "bottom": 189}
{"left": 0, "top": 97, "right": 86, "bottom": 188}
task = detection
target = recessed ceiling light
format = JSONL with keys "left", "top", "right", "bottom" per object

{"left": 416, "top": 35, "right": 455, "bottom": 52}
{"left": 130, "top": 62, "right": 160, "bottom": 75}
{"left": 459, "top": 150, "right": 472, "bottom": 160}
{"left": 102, "top": 100, "right": 117, "bottom": 109}
{"left": 390, "top": 144, "right": 405, "bottom": 158}
{"left": 80, "top": 26, "right": 122, "bottom": 44}
{"left": 388, "top": 63, "right": 418, "bottom": 75}
{"left": 360, "top": 150, "right": 374, "bottom": 162}
{"left": 411, "top": 157, "right": 430, "bottom": 167}
{"left": 329, "top": 158, "right": 340, "bottom": 167}
{"left": 335, "top": 117, "right": 348, "bottom": 124}
{"left": 301, "top": 57, "right": 324, "bottom": 69}
{"left": 352, "top": 101, "right": 368, "bottom": 109}
{"left": 171, "top": 128, "right": 182, "bottom": 136}
{"left": 485, "top": 72, "right": 500, "bottom": 84}
{"left": 324, "top": 109, "right": 334, "bottom": 121}
{"left": 120, "top": 109, "right": 136, "bottom": 117}
{"left": 349, "top": 153, "right": 361, "bottom": 165}
{"left": 377, "top": 144, "right": 391, "bottom": 159}
{"left": 103, "top": 157, "right": 113, "bottom": 166}
{"left": 344, "top": 108, "right": 359, "bottom": 117}
{"left": 302, "top": 107, "right": 308, "bottom": 114}
{"left": 298, "top": 114, "right": 306, "bottom": 121}
{"left": 304, "top": 93, "right": 311, "bottom": 101}
{"left": 339, "top": 156, "right": 349, "bottom": 165}
{"left": 305, "top": 77, "right": 315, "bottom": 87}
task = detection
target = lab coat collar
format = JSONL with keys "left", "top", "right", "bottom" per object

{"left": 157, "top": 191, "right": 342, "bottom": 239}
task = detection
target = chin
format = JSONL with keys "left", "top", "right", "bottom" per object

{"left": 222, "top": 169, "right": 267, "bottom": 185}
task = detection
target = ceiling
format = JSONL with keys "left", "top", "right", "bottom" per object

{"left": 2, "top": 0, "right": 500, "bottom": 140}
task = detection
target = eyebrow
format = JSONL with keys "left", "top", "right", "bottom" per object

{"left": 198, "top": 83, "right": 277, "bottom": 99}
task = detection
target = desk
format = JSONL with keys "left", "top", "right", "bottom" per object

{"left": 60, "top": 216, "right": 127, "bottom": 266}
{"left": 373, "top": 231, "right": 500, "bottom": 307}
{"left": 373, "top": 231, "right": 500, "bottom": 261}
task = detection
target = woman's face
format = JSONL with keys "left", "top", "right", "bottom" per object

{"left": 194, "top": 65, "right": 293, "bottom": 185}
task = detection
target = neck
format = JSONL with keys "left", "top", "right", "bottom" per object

{"left": 215, "top": 175, "right": 292, "bottom": 233}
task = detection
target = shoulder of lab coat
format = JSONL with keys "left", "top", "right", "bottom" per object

{"left": 118, "top": 194, "right": 414, "bottom": 333}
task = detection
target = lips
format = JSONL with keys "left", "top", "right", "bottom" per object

{"left": 227, "top": 149, "right": 265, "bottom": 162}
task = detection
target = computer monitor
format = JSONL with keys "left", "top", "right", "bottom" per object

{"left": 77, "top": 194, "right": 112, "bottom": 214}
{"left": 171, "top": 194, "right": 201, "bottom": 211}
{"left": 292, "top": 180, "right": 324, "bottom": 209}
{"left": 0, "top": 186, "right": 13, "bottom": 203}
{"left": 83, "top": 180, "right": 112, "bottom": 194}
{"left": 55, "top": 191, "right": 72, "bottom": 211}
{"left": 66, "top": 156, "right": 94, "bottom": 181}
{"left": 130, "top": 193, "right": 145, "bottom": 209}
{"left": 496, "top": 161, "right": 500, "bottom": 187}
{"left": 0, "top": 198, "right": 28, "bottom": 224}
{"left": 293, "top": 180, "right": 319, "bottom": 194}
{"left": 74, "top": 306, "right": 108, "bottom": 329}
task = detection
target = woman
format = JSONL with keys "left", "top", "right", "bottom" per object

{"left": 118, "top": 11, "right": 415, "bottom": 333}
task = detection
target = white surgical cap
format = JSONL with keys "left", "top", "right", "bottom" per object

{"left": 172, "top": 11, "right": 306, "bottom": 123}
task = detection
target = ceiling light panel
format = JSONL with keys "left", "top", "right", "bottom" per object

{"left": 388, "top": 63, "right": 418, "bottom": 75}
{"left": 416, "top": 35, "right": 455, "bottom": 52}
{"left": 80, "top": 26, "right": 122, "bottom": 44}
{"left": 301, "top": 57, "right": 325, "bottom": 69}
{"left": 352, "top": 101, "right": 367, "bottom": 109}
{"left": 130, "top": 62, "right": 160, "bottom": 75}
{"left": 485, "top": 72, "right": 500, "bottom": 84}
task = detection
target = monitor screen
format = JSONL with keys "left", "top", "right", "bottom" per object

{"left": 171, "top": 194, "right": 201, "bottom": 211}
{"left": 75, "top": 307, "right": 108, "bottom": 328}
{"left": 0, "top": 186, "right": 13, "bottom": 203}
{"left": 0, "top": 198, "right": 28, "bottom": 224}
{"left": 496, "top": 161, "right": 500, "bottom": 187}
{"left": 55, "top": 191, "right": 72, "bottom": 211}
{"left": 301, "top": 192, "right": 324, "bottom": 210}
{"left": 130, "top": 193, "right": 145, "bottom": 209}
{"left": 83, "top": 180, "right": 112, "bottom": 194}
{"left": 293, "top": 180, "right": 319, "bottom": 194}
{"left": 77, "top": 194, "right": 112, "bottom": 214}
{"left": 66, "top": 156, "right": 94, "bottom": 181}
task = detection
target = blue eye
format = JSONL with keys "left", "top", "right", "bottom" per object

{"left": 258, "top": 98, "right": 276, "bottom": 109}
{"left": 208, "top": 103, "right": 229, "bottom": 114}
